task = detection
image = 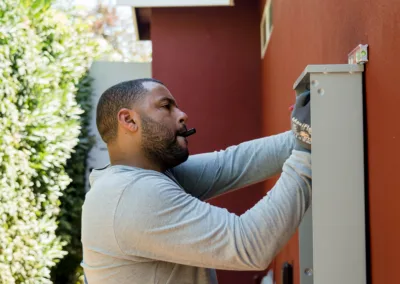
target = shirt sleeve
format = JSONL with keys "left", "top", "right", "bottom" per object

{"left": 114, "top": 150, "right": 311, "bottom": 271}
{"left": 168, "top": 131, "right": 296, "bottom": 200}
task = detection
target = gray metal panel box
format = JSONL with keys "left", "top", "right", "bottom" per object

{"left": 294, "top": 64, "right": 367, "bottom": 284}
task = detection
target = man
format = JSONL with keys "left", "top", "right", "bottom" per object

{"left": 81, "top": 78, "right": 311, "bottom": 284}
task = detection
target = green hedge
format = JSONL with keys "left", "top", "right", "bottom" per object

{"left": 0, "top": 0, "right": 99, "bottom": 282}
{"left": 51, "top": 74, "right": 96, "bottom": 284}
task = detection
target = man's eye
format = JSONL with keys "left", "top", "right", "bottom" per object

{"left": 162, "top": 104, "right": 171, "bottom": 110}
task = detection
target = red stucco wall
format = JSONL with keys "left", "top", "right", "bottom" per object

{"left": 151, "top": 1, "right": 266, "bottom": 283}
{"left": 259, "top": 0, "right": 400, "bottom": 283}
{"left": 151, "top": 0, "right": 400, "bottom": 282}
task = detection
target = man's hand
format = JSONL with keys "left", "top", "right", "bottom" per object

{"left": 291, "top": 91, "right": 311, "bottom": 152}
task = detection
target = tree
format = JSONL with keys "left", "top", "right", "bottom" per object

{"left": 56, "top": 0, "right": 152, "bottom": 62}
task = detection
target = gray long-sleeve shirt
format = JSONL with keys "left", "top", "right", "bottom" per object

{"left": 81, "top": 131, "right": 312, "bottom": 284}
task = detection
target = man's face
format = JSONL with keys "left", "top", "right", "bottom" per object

{"left": 138, "top": 82, "right": 189, "bottom": 169}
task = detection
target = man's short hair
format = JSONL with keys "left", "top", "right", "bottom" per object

{"left": 96, "top": 78, "right": 164, "bottom": 143}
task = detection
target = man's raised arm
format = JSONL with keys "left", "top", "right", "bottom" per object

{"left": 115, "top": 150, "right": 311, "bottom": 271}
{"left": 168, "top": 131, "right": 295, "bottom": 200}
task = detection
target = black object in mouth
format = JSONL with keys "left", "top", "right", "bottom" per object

{"left": 179, "top": 128, "right": 196, "bottom": 138}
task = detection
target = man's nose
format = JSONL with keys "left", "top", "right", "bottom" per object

{"left": 178, "top": 109, "right": 188, "bottom": 124}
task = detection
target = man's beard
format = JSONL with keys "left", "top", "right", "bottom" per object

{"left": 140, "top": 114, "right": 189, "bottom": 170}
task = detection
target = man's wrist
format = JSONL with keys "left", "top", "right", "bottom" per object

{"left": 294, "top": 141, "right": 311, "bottom": 153}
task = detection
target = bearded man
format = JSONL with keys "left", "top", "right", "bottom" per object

{"left": 81, "top": 78, "right": 312, "bottom": 284}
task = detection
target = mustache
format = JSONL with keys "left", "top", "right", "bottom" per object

{"left": 177, "top": 126, "right": 188, "bottom": 136}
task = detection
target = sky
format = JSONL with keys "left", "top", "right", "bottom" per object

{"left": 74, "top": 0, "right": 113, "bottom": 8}
{"left": 73, "top": 0, "right": 133, "bottom": 18}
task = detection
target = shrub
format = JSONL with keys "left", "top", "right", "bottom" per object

{"left": 0, "top": 0, "right": 99, "bottom": 282}
{"left": 51, "top": 74, "right": 96, "bottom": 284}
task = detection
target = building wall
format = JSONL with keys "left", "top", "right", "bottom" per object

{"left": 151, "top": 0, "right": 267, "bottom": 283}
{"left": 259, "top": 0, "right": 400, "bottom": 283}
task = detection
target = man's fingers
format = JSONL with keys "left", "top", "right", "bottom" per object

{"left": 296, "top": 91, "right": 310, "bottom": 107}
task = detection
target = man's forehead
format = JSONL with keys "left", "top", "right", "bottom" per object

{"left": 142, "top": 81, "right": 174, "bottom": 101}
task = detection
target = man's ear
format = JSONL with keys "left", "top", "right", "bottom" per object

{"left": 117, "top": 108, "right": 139, "bottom": 133}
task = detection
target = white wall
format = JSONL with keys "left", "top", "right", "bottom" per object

{"left": 86, "top": 61, "right": 152, "bottom": 191}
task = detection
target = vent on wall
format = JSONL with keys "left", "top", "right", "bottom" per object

{"left": 260, "top": 0, "right": 273, "bottom": 58}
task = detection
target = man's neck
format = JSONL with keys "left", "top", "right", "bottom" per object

{"left": 108, "top": 144, "right": 164, "bottom": 172}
